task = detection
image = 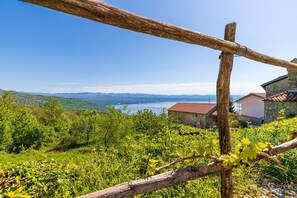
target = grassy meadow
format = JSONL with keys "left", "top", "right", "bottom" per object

{"left": 0, "top": 92, "right": 296, "bottom": 197}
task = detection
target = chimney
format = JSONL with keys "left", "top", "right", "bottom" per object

{"left": 287, "top": 58, "right": 297, "bottom": 89}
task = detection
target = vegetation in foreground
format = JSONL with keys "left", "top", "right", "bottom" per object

{"left": 0, "top": 92, "right": 296, "bottom": 197}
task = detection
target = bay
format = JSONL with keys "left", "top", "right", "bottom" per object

{"left": 115, "top": 101, "right": 215, "bottom": 115}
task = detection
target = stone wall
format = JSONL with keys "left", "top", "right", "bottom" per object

{"left": 264, "top": 102, "right": 297, "bottom": 123}
{"left": 265, "top": 78, "right": 289, "bottom": 97}
{"left": 239, "top": 115, "right": 264, "bottom": 126}
{"left": 205, "top": 114, "right": 215, "bottom": 128}
{"left": 287, "top": 68, "right": 297, "bottom": 89}
{"left": 169, "top": 111, "right": 213, "bottom": 128}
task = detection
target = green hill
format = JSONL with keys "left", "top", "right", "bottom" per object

{"left": 0, "top": 89, "right": 103, "bottom": 111}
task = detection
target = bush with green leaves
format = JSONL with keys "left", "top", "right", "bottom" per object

{"left": 0, "top": 159, "right": 82, "bottom": 197}
{"left": 0, "top": 93, "right": 14, "bottom": 151}
{"left": 0, "top": 92, "right": 44, "bottom": 153}
{"left": 261, "top": 149, "right": 297, "bottom": 183}
{"left": 68, "top": 110, "right": 101, "bottom": 145}
{"left": 133, "top": 109, "right": 177, "bottom": 135}
{"left": 42, "top": 98, "right": 71, "bottom": 134}
{"left": 98, "top": 106, "right": 133, "bottom": 151}
{"left": 8, "top": 108, "right": 44, "bottom": 153}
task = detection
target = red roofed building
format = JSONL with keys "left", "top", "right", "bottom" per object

{"left": 264, "top": 90, "right": 297, "bottom": 102}
{"left": 168, "top": 103, "right": 216, "bottom": 128}
{"left": 263, "top": 90, "right": 297, "bottom": 122}
{"left": 261, "top": 58, "right": 297, "bottom": 122}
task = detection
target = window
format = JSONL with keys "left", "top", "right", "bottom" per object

{"left": 237, "top": 103, "right": 242, "bottom": 115}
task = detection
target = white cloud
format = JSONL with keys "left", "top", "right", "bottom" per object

{"left": 49, "top": 82, "right": 264, "bottom": 95}
{"left": 53, "top": 82, "right": 84, "bottom": 86}
{"left": 82, "top": 83, "right": 216, "bottom": 95}
{"left": 230, "top": 82, "right": 264, "bottom": 95}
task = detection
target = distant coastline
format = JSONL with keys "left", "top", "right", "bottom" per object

{"left": 1, "top": 89, "right": 243, "bottom": 113}
{"left": 25, "top": 92, "right": 243, "bottom": 106}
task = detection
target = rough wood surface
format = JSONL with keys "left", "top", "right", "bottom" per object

{"left": 272, "top": 138, "right": 297, "bottom": 155}
{"left": 216, "top": 22, "right": 236, "bottom": 198}
{"left": 77, "top": 138, "right": 297, "bottom": 198}
{"left": 156, "top": 154, "right": 221, "bottom": 172}
{"left": 22, "top": 0, "right": 297, "bottom": 70}
{"left": 78, "top": 163, "right": 225, "bottom": 198}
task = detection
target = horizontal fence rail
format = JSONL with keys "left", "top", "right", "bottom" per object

{"left": 77, "top": 138, "right": 297, "bottom": 198}
{"left": 23, "top": 0, "right": 297, "bottom": 70}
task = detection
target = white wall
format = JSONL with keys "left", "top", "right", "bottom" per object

{"left": 237, "top": 95, "right": 264, "bottom": 118}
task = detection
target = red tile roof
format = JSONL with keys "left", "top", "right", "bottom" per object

{"left": 264, "top": 90, "right": 297, "bottom": 102}
{"left": 235, "top": 93, "right": 266, "bottom": 103}
{"left": 168, "top": 103, "right": 216, "bottom": 115}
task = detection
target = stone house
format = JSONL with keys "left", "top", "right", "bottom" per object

{"left": 261, "top": 58, "right": 297, "bottom": 122}
{"left": 235, "top": 93, "right": 266, "bottom": 125}
{"left": 168, "top": 103, "right": 216, "bottom": 128}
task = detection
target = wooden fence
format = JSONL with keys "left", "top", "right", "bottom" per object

{"left": 22, "top": 0, "right": 297, "bottom": 197}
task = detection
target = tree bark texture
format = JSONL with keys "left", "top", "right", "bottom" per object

{"left": 22, "top": 0, "right": 297, "bottom": 70}
{"left": 216, "top": 22, "right": 236, "bottom": 198}
{"left": 77, "top": 138, "right": 297, "bottom": 198}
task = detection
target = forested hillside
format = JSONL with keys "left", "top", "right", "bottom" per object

{"left": 0, "top": 89, "right": 103, "bottom": 111}
{"left": 0, "top": 92, "right": 296, "bottom": 197}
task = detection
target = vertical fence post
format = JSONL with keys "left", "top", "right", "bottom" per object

{"left": 216, "top": 22, "right": 236, "bottom": 198}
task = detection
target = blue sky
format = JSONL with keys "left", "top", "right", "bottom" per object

{"left": 1, "top": 0, "right": 297, "bottom": 95}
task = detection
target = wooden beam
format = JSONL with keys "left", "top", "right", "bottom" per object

{"left": 272, "top": 137, "right": 297, "bottom": 155}
{"left": 216, "top": 22, "right": 236, "bottom": 198}
{"left": 77, "top": 138, "right": 297, "bottom": 198}
{"left": 22, "top": 0, "right": 297, "bottom": 70}
{"left": 78, "top": 163, "right": 225, "bottom": 198}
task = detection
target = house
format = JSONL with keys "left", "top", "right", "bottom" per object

{"left": 261, "top": 58, "right": 297, "bottom": 122}
{"left": 168, "top": 103, "right": 216, "bottom": 128}
{"left": 263, "top": 90, "right": 297, "bottom": 122}
{"left": 235, "top": 93, "right": 266, "bottom": 125}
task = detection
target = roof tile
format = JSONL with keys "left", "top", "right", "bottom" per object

{"left": 264, "top": 90, "right": 297, "bottom": 102}
{"left": 168, "top": 103, "right": 216, "bottom": 114}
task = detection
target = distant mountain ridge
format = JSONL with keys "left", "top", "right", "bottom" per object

{"left": 1, "top": 89, "right": 244, "bottom": 108}
{"left": 26, "top": 92, "right": 243, "bottom": 105}
{"left": 0, "top": 89, "right": 103, "bottom": 111}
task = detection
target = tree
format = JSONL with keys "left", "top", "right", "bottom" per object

{"left": 42, "top": 98, "right": 70, "bottom": 133}
{"left": 99, "top": 106, "right": 133, "bottom": 150}
{"left": 0, "top": 93, "right": 14, "bottom": 151}
{"left": 8, "top": 109, "right": 44, "bottom": 153}
{"left": 133, "top": 109, "right": 167, "bottom": 135}
{"left": 1, "top": 91, "right": 14, "bottom": 108}
{"left": 70, "top": 110, "right": 100, "bottom": 144}
{"left": 43, "top": 99, "right": 64, "bottom": 126}
{"left": 229, "top": 97, "right": 236, "bottom": 113}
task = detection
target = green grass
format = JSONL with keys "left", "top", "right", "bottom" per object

{"left": 0, "top": 145, "right": 260, "bottom": 198}
{"left": 1, "top": 117, "right": 296, "bottom": 197}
